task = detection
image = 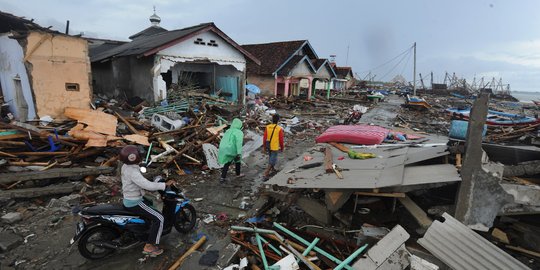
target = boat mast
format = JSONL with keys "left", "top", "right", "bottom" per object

{"left": 413, "top": 42, "right": 417, "bottom": 96}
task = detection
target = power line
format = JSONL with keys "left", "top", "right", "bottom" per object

{"left": 357, "top": 44, "right": 414, "bottom": 75}
{"left": 380, "top": 48, "right": 411, "bottom": 81}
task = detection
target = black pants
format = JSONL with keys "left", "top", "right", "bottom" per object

{"left": 126, "top": 201, "right": 164, "bottom": 245}
{"left": 221, "top": 161, "right": 241, "bottom": 178}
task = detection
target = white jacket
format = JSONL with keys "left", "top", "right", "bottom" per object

{"left": 121, "top": 164, "right": 165, "bottom": 201}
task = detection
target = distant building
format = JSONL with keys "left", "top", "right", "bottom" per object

{"left": 241, "top": 40, "right": 336, "bottom": 98}
{"left": 89, "top": 11, "right": 259, "bottom": 104}
{"left": 331, "top": 66, "right": 355, "bottom": 91}
{"left": 0, "top": 11, "right": 92, "bottom": 120}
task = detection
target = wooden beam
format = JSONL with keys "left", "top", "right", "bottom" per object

{"left": 354, "top": 191, "right": 406, "bottom": 198}
{"left": 324, "top": 147, "right": 333, "bottom": 173}
{"left": 505, "top": 245, "right": 540, "bottom": 259}
{"left": 0, "top": 167, "right": 115, "bottom": 185}
{"left": 0, "top": 183, "right": 79, "bottom": 199}
{"left": 398, "top": 195, "right": 432, "bottom": 229}
{"left": 114, "top": 111, "right": 140, "bottom": 135}
{"left": 328, "top": 142, "right": 349, "bottom": 153}
{"left": 4, "top": 151, "right": 70, "bottom": 156}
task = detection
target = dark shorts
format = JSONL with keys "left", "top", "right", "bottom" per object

{"left": 269, "top": 150, "right": 278, "bottom": 166}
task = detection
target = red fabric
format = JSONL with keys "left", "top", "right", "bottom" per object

{"left": 278, "top": 129, "right": 284, "bottom": 150}
{"left": 316, "top": 125, "right": 389, "bottom": 145}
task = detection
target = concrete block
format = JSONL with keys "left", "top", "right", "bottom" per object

{"left": 0, "top": 232, "right": 22, "bottom": 252}
{"left": 1, "top": 212, "right": 22, "bottom": 224}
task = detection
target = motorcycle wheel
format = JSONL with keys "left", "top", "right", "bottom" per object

{"left": 174, "top": 204, "right": 197, "bottom": 233}
{"left": 78, "top": 227, "right": 119, "bottom": 260}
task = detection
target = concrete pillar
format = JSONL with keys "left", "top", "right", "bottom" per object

{"left": 274, "top": 77, "right": 278, "bottom": 96}
{"left": 284, "top": 77, "right": 290, "bottom": 97}
{"left": 307, "top": 77, "right": 313, "bottom": 100}
{"left": 326, "top": 79, "right": 331, "bottom": 99}
{"left": 455, "top": 92, "right": 513, "bottom": 230}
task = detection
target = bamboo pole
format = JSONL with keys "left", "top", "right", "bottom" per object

{"left": 168, "top": 236, "right": 206, "bottom": 270}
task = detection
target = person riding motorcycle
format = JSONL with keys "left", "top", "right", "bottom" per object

{"left": 119, "top": 145, "right": 175, "bottom": 256}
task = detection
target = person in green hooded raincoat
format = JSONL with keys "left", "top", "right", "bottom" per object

{"left": 218, "top": 118, "right": 244, "bottom": 183}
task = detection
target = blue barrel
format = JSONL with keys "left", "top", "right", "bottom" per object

{"left": 449, "top": 120, "right": 487, "bottom": 140}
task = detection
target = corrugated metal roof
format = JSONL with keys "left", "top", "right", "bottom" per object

{"left": 418, "top": 213, "right": 531, "bottom": 270}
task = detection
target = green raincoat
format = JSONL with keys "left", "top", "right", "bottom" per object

{"left": 218, "top": 118, "right": 244, "bottom": 165}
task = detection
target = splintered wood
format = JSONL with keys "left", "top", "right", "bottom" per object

{"left": 65, "top": 107, "right": 118, "bottom": 136}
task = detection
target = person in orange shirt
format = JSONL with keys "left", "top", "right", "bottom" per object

{"left": 263, "top": 114, "right": 284, "bottom": 181}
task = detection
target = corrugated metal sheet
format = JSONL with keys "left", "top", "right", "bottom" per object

{"left": 266, "top": 143, "right": 459, "bottom": 189}
{"left": 418, "top": 213, "right": 531, "bottom": 270}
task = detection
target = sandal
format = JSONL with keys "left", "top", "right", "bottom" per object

{"left": 235, "top": 173, "right": 246, "bottom": 178}
{"left": 143, "top": 246, "right": 164, "bottom": 257}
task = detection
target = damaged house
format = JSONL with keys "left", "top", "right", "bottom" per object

{"left": 0, "top": 11, "right": 92, "bottom": 120}
{"left": 89, "top": 12, "right": 260, "bottom": 104}
{"left": 332, "top": 65, "right": 355, "bottom": 91}
{"left": 242, "top": 40, "right": 336, "bottom": 98}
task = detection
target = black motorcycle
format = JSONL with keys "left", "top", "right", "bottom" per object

{"left": 70, "top": 180, "right": 196, "bottom": 259}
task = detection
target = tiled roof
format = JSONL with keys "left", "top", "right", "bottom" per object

{"left": 311, "top": 59, "right": 327, "bottom": 70}
{"left": 91, "top": 23, "right": 212, "bottom": 62}
{"left": 91, "top": 23, "right": 260, "bottom": 65}
{"left": 129, "top": 26, "right": 168, "bottom": 40}
{"left": 241, "top": 40, "right": 307, "bottom": 75}
{"left": 334, "top": 66, "right": 353, "bottom": 79}
{"left": 277, "top": 55, "right": 316, "bottom": 76}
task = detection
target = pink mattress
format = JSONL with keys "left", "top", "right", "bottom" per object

{"left": 316, "top": 125, "right": 390, "bottom": 145}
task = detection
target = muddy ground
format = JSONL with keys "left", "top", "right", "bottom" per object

{"left": 0, "top": 113, "right": 323, "bottom": 269}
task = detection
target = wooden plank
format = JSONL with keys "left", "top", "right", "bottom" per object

{"left": 324, "top": 147, "right": 333, "bottom": 173}
{"left": 354, "top": 191, "right": 406, "bottom": 198}
{"left": 398, "top": 195, "right": 432, "bottom": 229}
{"left": 123, "top": 134, "right": 150, "bottom": 146}
{"left": 206, "top": 124, "right": 227, "bottom": 135}
{"left": 64, "top": 107, "right": 117, "bottom": 136}
{"left": 505, "top": 245, "right": 540, "bottom": 259}
{"left": 114, "top": 111, "right": 140, "bottom": 135}
{"left": 0, "top": 151, "right": 17, "bottom": 158}
{"left": 84, "top": 156, "right": 118, "bottom": 185}
{"left": 328, "top": 142, "right": 349, "bottom": 153}
{"left": 0, "top": 183, "right": 79, "bottom": 199}
{"left": 5, "top": 152, "right": 70, "bottom": 156}
{"left": 492, "top": 228, "right": 510, "bottom": 244}
{"left": 0, "top": 167, "right": 115, "bottom": 184}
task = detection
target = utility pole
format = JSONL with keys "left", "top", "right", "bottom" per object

{"left": 345, "top": 44, "right": 350, "bottom": 66}
{"left": 430, "top": 72, "right": 433, "bottom": 89}
{"left": 413, "top": 42, "right": 416, "bottom": 96}
{"left": 419, "top": 73, "right": 425, "bottom": 90}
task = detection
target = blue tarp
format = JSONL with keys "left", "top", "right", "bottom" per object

{"left": 246, "top": 83, "right": 261, "bottom": 94}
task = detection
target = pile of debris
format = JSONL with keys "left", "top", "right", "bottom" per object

{"left": 0, "top": 90, "right": 246, "bottom": 200}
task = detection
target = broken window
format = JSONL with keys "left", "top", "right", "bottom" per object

{"left": 65, "top": 83, "right": 80, "bottom": 91}
{"left": 207, "top": 40, "right": 218, "bottom": 47}
{"left": 194, "top": 38, "right": 206, "bottom": 45}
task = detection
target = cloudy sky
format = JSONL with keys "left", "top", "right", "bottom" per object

{"left": 1, "top": 0, "right": 540, "bottom": 93}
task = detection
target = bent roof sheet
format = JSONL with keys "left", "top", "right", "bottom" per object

{"left": 418, "top": 212, "right": 530, "bottom": 270}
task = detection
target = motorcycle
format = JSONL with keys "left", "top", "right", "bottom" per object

{"left": 70, "top": 177, "right": 196, "bottom": 259}
{"left": 344, "top": 110, "right": 363, "bottom": 125}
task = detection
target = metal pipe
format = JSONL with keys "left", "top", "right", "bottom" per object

{"left": 259, "top": 235, "right": 283, "bottom": 257}
{"left": 231, "top": 226, "right": 279, "bottom": 236}
{"left": 303, "top": 238, "right": 320, "bottom": 257}
{"left": 255, "top": 233, "right": 269, "bottom": 270}
{"left": 333, "top": 244, "right": 368, "bottom": 270}
{"left": 273, "top": 222, "right": 354, "bottom": 270}
{"left": 145, "top": 142, "right": 153, "bottom": 164}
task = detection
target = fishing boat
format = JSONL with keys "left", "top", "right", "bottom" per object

{"left": 446, "top": 107, "right": 540, "bottom": 126}
{"left": 405, "top": 94, "right": 431, "bottom": 109}
{"left": 366, "top": 92, "right": 385, "bottom": 102}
